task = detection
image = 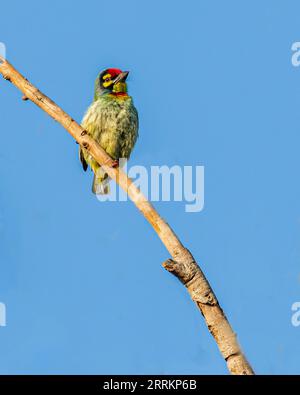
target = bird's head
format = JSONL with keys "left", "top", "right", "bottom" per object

{"left": 94, "top": 68, "right": 129, "bottom": 99}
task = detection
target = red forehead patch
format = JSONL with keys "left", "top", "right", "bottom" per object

{"left": 106, "top": 68, "right": 122, "bottom": 77}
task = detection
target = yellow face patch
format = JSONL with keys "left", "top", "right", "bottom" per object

{"left": 102, "top": 73, "right": 113, "bottom": 88}
{"left": 102, "top": 73, "right": 111, "bottom": 80}
{"left": 112, "top": 82, "right": 127, "bottom": 94}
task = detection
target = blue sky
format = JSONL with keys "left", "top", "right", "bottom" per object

{"left": 0, "top": 0, "right": 300, "bottom": 374}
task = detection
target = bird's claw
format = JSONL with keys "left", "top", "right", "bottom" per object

{"left": 111, "top": 159, "right": 119, "bottom": 168}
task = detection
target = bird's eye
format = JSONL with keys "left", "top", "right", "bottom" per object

{"left": 104, "top": 78, "right": 110, "bottom": 82}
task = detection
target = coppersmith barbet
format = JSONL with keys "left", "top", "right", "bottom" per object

{"left": 80, "top": 68, "right": 139, "bottom": 194}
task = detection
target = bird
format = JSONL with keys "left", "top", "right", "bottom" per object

{"left": 80, "top": 68, "right": 139, "bottom": 194}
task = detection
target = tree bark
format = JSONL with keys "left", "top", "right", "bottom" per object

{"left": 0, "top": 56, "right": 254, "bottom": 375}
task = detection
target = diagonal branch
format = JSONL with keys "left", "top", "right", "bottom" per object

{"left": 0, "top": 56, "right": 254, "bottom": 375}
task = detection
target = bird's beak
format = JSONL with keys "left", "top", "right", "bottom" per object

{"left": 113, "top": 71, "right": 129, "bottom": 84}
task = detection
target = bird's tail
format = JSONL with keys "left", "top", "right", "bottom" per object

{"left": 92, "top": 168, "right": 110, "bottom": 195}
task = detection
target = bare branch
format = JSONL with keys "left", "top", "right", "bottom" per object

{"left": 0, "top": 58, "right": 254, "bottom": 375}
